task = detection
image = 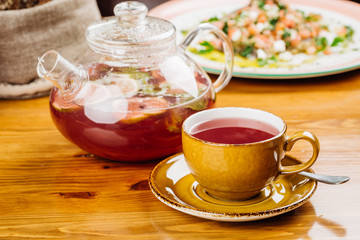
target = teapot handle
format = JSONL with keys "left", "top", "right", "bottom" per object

{"left": 180, "top": 23, "right": 234, "bottom": 93}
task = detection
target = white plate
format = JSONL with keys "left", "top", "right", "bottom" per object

{"left": 149, "top": 0, "right": 360, "bottom": 79}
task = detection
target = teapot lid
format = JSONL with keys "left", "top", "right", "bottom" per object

{"left": 86, "top": 1, "right": 176, "bottom": 56}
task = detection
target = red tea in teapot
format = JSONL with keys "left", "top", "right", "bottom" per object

{"left": 49, "top": 63, "right": 215, "bottom": 161}
{"left": 37, "top": 0, "right": 234, "bottom": 162}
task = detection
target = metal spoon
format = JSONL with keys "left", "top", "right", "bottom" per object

{"left": 298, "top": 171, "right": 350, "bottom": 185}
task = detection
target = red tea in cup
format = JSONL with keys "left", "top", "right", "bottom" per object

{"left": 182, "top": 107, "right": 320, "bottom": 200}
{"left": 190, "top": 118, "right": 279, "bottom": 144}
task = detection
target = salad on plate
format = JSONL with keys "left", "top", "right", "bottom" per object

{"left": 186, "top": 0, "right": 356, "bottom": 69}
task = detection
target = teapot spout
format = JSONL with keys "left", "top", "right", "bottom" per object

{"left": 37, "top": 50, "right": 87, "bottom": 99}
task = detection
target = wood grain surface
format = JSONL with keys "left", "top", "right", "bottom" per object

{"left": 1, "top": 70, "right": 360, "bottom": 239}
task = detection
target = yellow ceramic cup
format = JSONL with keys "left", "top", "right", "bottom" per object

{"left": 182, "top": 107, "right": 320, "bottom": 201}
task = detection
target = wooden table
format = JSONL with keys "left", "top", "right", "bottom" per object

{"left": 1, "top": 70, "right": 359, "bottom": 239}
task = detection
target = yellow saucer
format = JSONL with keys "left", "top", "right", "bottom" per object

{"left": 149, "top": 153, "right": 317, "bottom": 222}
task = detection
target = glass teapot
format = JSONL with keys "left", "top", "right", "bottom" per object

{"left": 37, "top": 1, "right": 234, "bottom": 162}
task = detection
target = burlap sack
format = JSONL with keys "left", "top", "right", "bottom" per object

{"left": 0, "top": 0, "right": 101, "bottom": 99}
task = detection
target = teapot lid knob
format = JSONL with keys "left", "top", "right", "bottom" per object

{"left": 86, "top": 1, "right": 175, "bottom": 57}
{"left": 114, "top": 1, "right": 148, "bottom": 26}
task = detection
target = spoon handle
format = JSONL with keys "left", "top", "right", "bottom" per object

{"left": 298, "top": 171, "right": 350, "bottom": 185}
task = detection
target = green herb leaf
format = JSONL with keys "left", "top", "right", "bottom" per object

{"left": 305, "top": 13, "right": 321, "bottom": 22}
{"left": 345, "top": 26, "right": 354, "bottom": 39}
{"left": 240, "top": 45, "right": 254, "bottom": 57}
{"left": 207, "top": 16, "right": 219, "bottom": 22}
{"left": 331, "top": 37, "right": 344, "bottom": 47}
{"left": 200, "top": 41, "right": 213, "bottom": 47}
{"left": 270, "top": 55, "right": 277, "bottom": 61}
{"left": 316, "top": 37, "right": 328, "bottom": 51}
{"left": 282, "top": 29, "right": 291, "bottom": 39}
{"left": 277, "top": 2, "right": 287, "bottom": 10}
{"left": 181, "top": 30, "right": 188, "bottom": 36}
{"left": 222, "top": 21, "right": 229, "bottom": 34}
{"left": 197, "top": 41, "right": 215, "bottom": 54}
{"left": 257, "top": 58, "right": 268, "bottom": 67}
{"left": 258, "top": 0, "right": 266, "bottom": 9}
{"left": 269, "top": 18, "right": 279, "bottom": 26}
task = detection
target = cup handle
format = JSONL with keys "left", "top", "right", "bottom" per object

{"left": 280, "top": 131, "right": 320, "bottom": 175}
{"left": 179, "top": 23, "right": 234, "bottom": 93}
